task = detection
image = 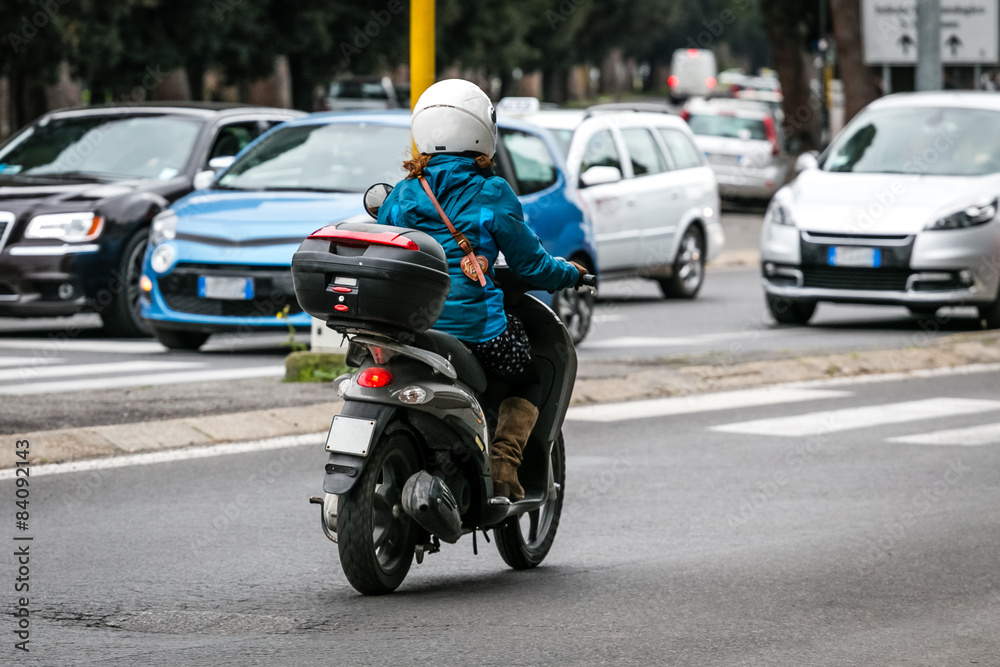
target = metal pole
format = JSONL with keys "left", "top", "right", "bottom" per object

{"left": 410, "top": 0, "right": 435, "bottom": 110}
{"left": 883, "top": 64, "right": 892, "bottom": 94}
{"left": 916, "top": 0, "right": 942, "bottom": 91}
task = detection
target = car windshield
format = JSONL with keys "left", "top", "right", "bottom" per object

{"left": 218, "top": 123, "right": 409, "bottom": 192}
{"left": 0, "top": 114, "right": 202, "bottom": 181}
{"left": 823, "top": 106, "right": 1000, "bottom": 176}
{"left": 687, "top": 113, "right": 767, "bottom": 140}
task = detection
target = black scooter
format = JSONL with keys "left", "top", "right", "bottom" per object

{"left": 293, "top": 184, "right": 596, "bottom": 595}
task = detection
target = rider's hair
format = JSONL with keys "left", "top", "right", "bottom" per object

{"left": 404, "top": 151, "right": 493, "bottom": 179}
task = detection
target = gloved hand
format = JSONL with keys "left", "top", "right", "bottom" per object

{"left": 569, "top": 261, "right": 588, "bottom": 288}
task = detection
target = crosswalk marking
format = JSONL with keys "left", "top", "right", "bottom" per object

{"left": 0, "top": 357, "right": 62, "bottom": 368}
{"left": 888, "top": 422, "right": 1000, "bottom": 446}
{"left": 566, "top": 387, "right": 850, "bottom": 423}
{"left": 1, "top": 360, "right": 202, "bottom": 383}
{"left": 0, "top": 339, "right": 167, "bottom": 354}
{"left": 712, "top": 398, "right": 1000, "bottom": 437}
{"left": 0, "top": 365, "right": 284, "bottom": 395}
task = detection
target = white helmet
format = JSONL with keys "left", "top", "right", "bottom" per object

{"left": 411, "top": 79, "right": 497, "bottom": 158}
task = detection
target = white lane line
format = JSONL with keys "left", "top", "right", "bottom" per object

{"left": 0, "top": 357, "right": 62, "bottom": 368}
{"left": 712, "top": 398, "right": 1000, "bottom": 437}
{"left": 0, "top": 339, "right": 166, "bottom": 354}
{"left": 582, "top": 329, "right": 797, "bottom": 350}
{"left": 0, "top": 365, "right": 285, "bottom": 395}
{"left": 0, "top": 433, "right": 324, "bottom": 480}
{"left": 566, "top": 387, "right": 850, "bottom": 423}
{"left": 0, "top": 360, "right": 202, "bottom": 382}
{"left": 888, "top": 422, "right": 1000, "bottom": 446}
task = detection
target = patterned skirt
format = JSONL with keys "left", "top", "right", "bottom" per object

{"left": 467, "top": 315, "right": 533, "bottom": 379}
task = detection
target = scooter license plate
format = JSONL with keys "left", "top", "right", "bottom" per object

{"left": 325, "top": 416, "right": 376, "bottom": 457}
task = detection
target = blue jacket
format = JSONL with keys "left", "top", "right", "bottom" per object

{"left": 378, "top": 155, "right": 579, "bottom": 343}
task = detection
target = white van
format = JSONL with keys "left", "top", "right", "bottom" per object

{"left": 669, "top": 49, "right": 718, "bottom": 103}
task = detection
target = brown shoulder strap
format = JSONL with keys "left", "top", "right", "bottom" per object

{"left": 418, "top": 176, "right": 487, "bottom": 286}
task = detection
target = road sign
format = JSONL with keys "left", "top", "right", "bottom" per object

{"left": 862, "top": 0, "right": 999, "bottom": 65}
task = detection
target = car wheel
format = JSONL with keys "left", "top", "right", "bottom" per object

{"left": 100, "top": 229, "right": 153, "bottom": 337}
{"left": 552, "top": 258, "right": 595, "bottom": 345}
{"left": 154, "top": 329, "right": 210, "bottom": 351}
{"left": 767, "top": 294, "right": 817, "bottom": 325}
{"left": 659, "top": 226, "right": 705, "bottom": 299}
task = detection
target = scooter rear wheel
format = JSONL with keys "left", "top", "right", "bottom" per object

{"left": 337, "top": 430, "right": 419, "bottom": 595}
{"left": 494, "top": 433, "right": 566, "bottom": 569}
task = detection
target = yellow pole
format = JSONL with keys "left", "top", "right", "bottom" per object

{"left": 410, "top": 0, "right": 435, "bottom": 111}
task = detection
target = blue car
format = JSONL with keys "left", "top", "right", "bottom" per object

{"left": 141, "top": 111, "right": 597, "bottom": 350}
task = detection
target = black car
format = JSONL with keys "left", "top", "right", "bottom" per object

{"left": 0, "top": 103, "right": 304, "bottom": 336}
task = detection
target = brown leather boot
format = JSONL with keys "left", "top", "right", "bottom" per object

{"left": 490, "top": 397, "right": 539, "bottom": 502}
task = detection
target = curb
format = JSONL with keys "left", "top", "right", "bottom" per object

{"left": 18, "top": 402, "right": 342, "bottom": 469}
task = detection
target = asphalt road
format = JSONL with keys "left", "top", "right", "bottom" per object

{"left": 4, "top": 369, "right": 999, "bottom": 665}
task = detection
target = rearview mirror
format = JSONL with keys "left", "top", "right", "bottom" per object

{"left": 364, "top": 183, "right": 394, "bottom": 219}
{"left": 192, "top": 170, "right": 215, "bottom": 190}
{"left": 208, "top": 155, "right": 236, "bottom": 171}
{"left": 580, "top": 166, "right": 622, "bottom": 188}
{"left": 795, "top": 151, "right": 820, "bottom": 172}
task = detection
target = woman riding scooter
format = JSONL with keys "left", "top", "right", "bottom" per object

{"left": 376, "top": 79, "right": 585, "bottom": 501}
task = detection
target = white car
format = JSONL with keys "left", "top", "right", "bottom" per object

{"left": 517, "top": 104, "right": 724, "bottom": 298}
{"left": 668, "top": 48, "right": 718, "bottom": 103}
{"left": 761, "top": 92, "right": 1000, "bottom": 327}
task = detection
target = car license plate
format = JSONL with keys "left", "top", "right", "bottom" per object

{"left": 198, "top": 276, "right": 254, "bottom": 300}
{"left": 827, "top": 247, "right": 881, "bottom": 268}
{"left": 325, "top": 416, "right": 377, "bottom": 457}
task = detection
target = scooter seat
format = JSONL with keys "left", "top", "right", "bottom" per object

{"left": 415, "top": 330, "right": 488, "bottom": 394}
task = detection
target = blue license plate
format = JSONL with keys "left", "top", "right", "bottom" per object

{"left": 828, "top": 247, "right": 881, "bottom": 268}
{"left": 198, "top": 276, "right": 254, "bottom": 300}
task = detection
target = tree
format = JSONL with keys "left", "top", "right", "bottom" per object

{"left": 829, "top": 0, "right": 880, "bottom": 123}
{"left": 760, "top": 0, "right": 821, "bottom": 152}
{"left": 1, "top": 0, "right": 71, "bottom": 127}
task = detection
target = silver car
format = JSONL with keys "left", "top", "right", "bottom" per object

{"left": 684, "top": 100, "right": 790, "bottom": 201}
{"left": 760, "top": 92, "right": 1000, "bottom": 327}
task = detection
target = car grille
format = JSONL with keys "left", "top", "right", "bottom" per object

{"left": 160, "top": 263, "right": 302, "bottom": 318}
{"left": 802, "top": 266, "right": 911, "bottom": 291}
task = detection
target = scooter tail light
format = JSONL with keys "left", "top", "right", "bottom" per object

{"left": 357, "top": 367, "right": 393, "bottom": 388}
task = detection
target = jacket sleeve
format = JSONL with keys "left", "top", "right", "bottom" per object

{"left": 484, "top": 178, "right": 579, "bottom": 291}
{"left": 375, "top": 184, "right": 403, "bottom": 227}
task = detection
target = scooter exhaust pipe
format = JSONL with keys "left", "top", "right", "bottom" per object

{"left": 401, "top": 471, "right": 463, "bottom": 544}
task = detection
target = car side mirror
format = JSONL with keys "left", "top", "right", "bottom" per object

{"left": 208, "top": 155, "right": 236, "bottom": 171}
{"left": 795, "top": 151, "right": 820, "bottom": 172}
{"left": 192, "top": 170, "right": 216, "bottom": 190}
{"left": 580, "top": 166, "right": 622, "bottom": 188}
{"left": 364, "top": 183, "right": 394, "bottom": 218}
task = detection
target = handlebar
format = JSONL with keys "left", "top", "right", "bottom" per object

{"left": 579, "top": 273, "right": 597, "bottom": 288}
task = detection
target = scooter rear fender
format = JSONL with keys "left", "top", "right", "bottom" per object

{"left": 322, "top": 402, "right": 398, "bottom": 495}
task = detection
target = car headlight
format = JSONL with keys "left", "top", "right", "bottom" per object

{"left": 24, "top": 212, "right": 103, "bottom": 242}
{"left": 150, "top": 210, "right": 178, "bottom": 246}
{"left": 765, "top": 201, "right": 794, "bottom": 227}
{"left": 926, "top": 199, "right": 998, "bottom": 230}
{"left": 150, "top": 244, "right": 176, "bottom": 274}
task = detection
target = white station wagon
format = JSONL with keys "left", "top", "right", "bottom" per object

{"left": 507, "top": 102, "right": 725, "bottom": 299}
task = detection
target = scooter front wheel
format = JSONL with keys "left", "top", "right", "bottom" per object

{"left": 337, "top": 429, "right": 419, "bottom": 595}
{"left": 494, "top": 433, "right": 566, "bottom": 569}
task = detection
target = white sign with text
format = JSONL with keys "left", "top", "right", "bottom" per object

{"left": 862, "top": 0, "right": 999, "bottom": 65}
